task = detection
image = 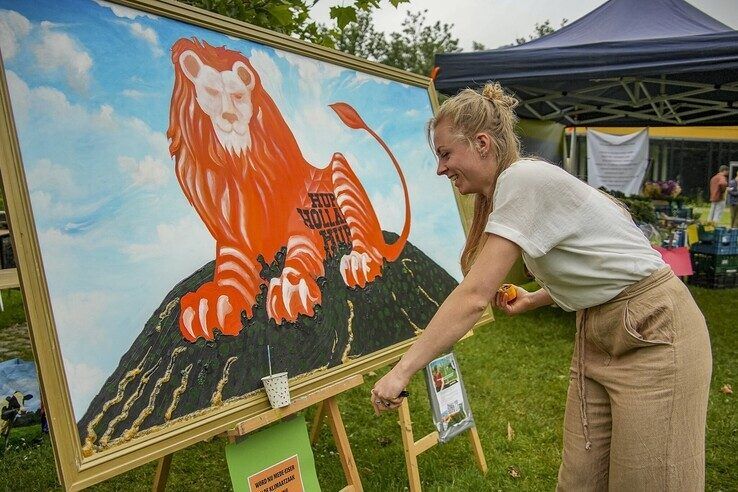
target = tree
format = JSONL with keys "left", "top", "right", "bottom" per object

{"left": 515, "top": 18, "right": 568, "bottom": 45}
{"left": 382, "top": 10, "right": 461, "bottom": 76}
{"left": 334, "top": 10, "right": 461, "bottom": 77}
{"left": 179, "top": 0, "right": 408, "bottom": 48}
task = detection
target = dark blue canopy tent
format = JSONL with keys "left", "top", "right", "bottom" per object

{"left": 434, "top": 0, "right": 738, "bottom": 126}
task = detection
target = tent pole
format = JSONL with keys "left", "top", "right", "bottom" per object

{"left": 566, "top": 126, "right": 577, "bottom": 176}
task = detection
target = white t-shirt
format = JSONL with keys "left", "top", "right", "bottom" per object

{"left": 484, "top": 159, "right": 665, "bottom": 311}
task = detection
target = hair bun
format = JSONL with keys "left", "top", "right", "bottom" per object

{"left": 481, "top": 82, "right": 519, "bottom": 110}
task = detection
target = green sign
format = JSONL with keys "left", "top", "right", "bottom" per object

{"left": 225, "top": 415, "right": 321, "bottom": 492}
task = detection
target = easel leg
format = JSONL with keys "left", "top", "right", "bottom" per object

{"left": 152, "top": 454, "right": 172, "bottom": 492}
{"left": 310, "top": 400, "right": 327, "bottom": 445}
{"left": 325, "top": 396, "right": 363, "bottom": 492}
{"left": 398, "top": 399, "right": 422, "bottom": 492}
{"left": 468, "top": 426, "right": 488, "bottom": 474}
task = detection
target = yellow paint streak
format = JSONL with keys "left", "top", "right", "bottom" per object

{"left": 98, "top": 360, "right": 160, "bottom": 447}
{"left": 211, "top": 357, "right": 239, "bottom": 407}
{"left": 341, "top": 300, "right": 355, "bottom": 364}
{"left": 331, "top": 330, "right": 339, "bottom": 356}
{"left": 392, "top": 291, "right": 423, "bottom": 335}
{"left": 155, "top": 297, "right": 179, "bottom": 332}
{"left": 81, "top": 347, "right": 152, "bottom": 457}
{"left": 401, "top": 307, "right": 423, "bottom": 335}
{"left": 120, "top": 347, "right": 186, "bottom": 442}
{"left": 165, "top": 363, "right": 193, "bottom": 421}
{"left": 418, "top": 285, "right": 439, "bottom": 307}
{"left": 402, "top": 259, "right": 439, "bottom": 307}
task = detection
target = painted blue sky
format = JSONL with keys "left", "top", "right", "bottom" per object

{"left": 0, "top": 0, "right": 466, "bottom": 419}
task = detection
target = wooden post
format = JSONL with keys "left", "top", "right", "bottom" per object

{"left": 325, "top": 396, "right": 362, "bottom": 492}
{"left": 309, "top": 400, "right": 327, "bottom": 444}
{"left": 468, "top": 426, "right": 488, "bottom": 474}
{"left": 398, "top": 399, "right": 423, "bottom": 492}
{"left": 397, "top": 398, "right": 487, "bottom": 492}
{"left": 151, "top": 454, "right": 172, "bottom": 492}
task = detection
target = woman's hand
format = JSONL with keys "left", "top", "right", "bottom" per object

{"left": 494, "top": 284, "right": 539, "bottom": 316}
{"left": 370, "top": 367, "right": 410, "bottom": 415}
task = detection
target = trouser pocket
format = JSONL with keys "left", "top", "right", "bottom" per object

{"left": 588, "top": 293, "right": 674, "bottom": 358}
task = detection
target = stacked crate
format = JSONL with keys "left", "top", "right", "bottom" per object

{"left": 689, "top": 227, "right": 738, "bottom": 288}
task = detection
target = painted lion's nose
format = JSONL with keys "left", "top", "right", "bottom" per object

{"left": 222, "top": 112, "right": 237, "bottom": 124}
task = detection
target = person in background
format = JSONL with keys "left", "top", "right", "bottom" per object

{"left": 370, "top": 82, "right": 712, "bottom": 490}
{"left": 708, "top": 165, "right": 729, "bottom": 223}
{"left": 728, "top": 169, "right": 738, "bottom": 228}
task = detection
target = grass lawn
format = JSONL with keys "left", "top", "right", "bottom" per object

{"left": 0, "top": 284, "right": 735, "bottom": 491}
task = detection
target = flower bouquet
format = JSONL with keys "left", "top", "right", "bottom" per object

{"left": 642, "top": 180, "right": 682, "bottom": 200}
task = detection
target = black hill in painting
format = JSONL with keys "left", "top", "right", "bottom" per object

{"left": 77, "top": 232, "right": 458, "bottom": 455}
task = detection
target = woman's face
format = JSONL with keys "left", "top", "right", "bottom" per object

{"left": 433, "top": 121, "right": 497, "bottom": 196}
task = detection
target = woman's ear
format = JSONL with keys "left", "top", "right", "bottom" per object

{"left": 475, "top": 133, "right": 492, "bottom": 158}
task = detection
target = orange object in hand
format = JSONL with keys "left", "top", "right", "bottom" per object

{"left": 498, "top": 284, "right": 517, "bottom": 301}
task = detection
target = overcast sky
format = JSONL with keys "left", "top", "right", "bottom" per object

{"left": 312, "top": 0, "right": 738, "bottom": 51}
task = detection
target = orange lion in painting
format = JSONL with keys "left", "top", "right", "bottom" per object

{"left": 168, "top": 38, "right": 410, "bottom": 342}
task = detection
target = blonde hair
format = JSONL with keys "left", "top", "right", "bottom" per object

{"left": 428, "top": 82, "right": 521, "bottom": 275}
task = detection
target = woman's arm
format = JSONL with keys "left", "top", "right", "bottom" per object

{"left": 370, "top": 233, "right": 520, "bottom": 414}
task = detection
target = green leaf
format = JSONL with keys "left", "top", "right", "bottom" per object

{"left": 330, "top": 5, "right": 357, "bottom": 30}
{"left": 389, "top": 0, "right": 410, "bottom": 7}
{"left": 267, "top": 4, "right": 293, "bottom": 26}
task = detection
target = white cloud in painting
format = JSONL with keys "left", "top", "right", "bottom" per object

{"left": 122, "top": 89, "right": 146, "bottom": 99}
{"left": 124, "top": 215, "right": 214, "bottom": 263}
{"left": 7, "top": 73, "right": 169, "bottom": 163}
{"left": 93, "top": 0, "right": 157, "bottom": 20}
{"left": 249, "top": 49, "right": 286, "bottom": 106}
{"left": 118, "top": 155, "right": 169, "bottom": 188}
{"left": 32, "top": 24, "right": 92, "bottom": 92}
{"left": 349, "top": 70, "right": 392, "bottom": 88}
{"left": 27, "top": 158, "right": 76, "bottom": 197}
{"left": 127, "top": 22, "right": 164, "bottom": 57}
{"left": 0, "top": 9, "right": 31, "bottom": 60}
{"left": 63, "top": 358, "right": 108, "bottom": 418}
{"left": 275, "top": 49, "right": 346, "bottom": 99}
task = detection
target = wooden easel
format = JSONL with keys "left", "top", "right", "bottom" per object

{"left": 152, "top": 374, "right": 364, "bottom": 492}
{"left": 397, "top": 399, "right": 487, "bottom": 492}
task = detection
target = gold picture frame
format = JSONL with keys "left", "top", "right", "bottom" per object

{"left": 0, "top": 0, "right": 490, "bottom": 489}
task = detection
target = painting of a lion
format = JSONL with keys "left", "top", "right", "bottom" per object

{"left": 168, "top": 38, "right": 411, "bottom": 342}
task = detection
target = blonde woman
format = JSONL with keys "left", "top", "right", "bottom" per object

{"left": 370, "top": 83, "right": 712, "bottom": 490}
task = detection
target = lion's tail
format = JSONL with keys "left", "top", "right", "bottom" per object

{"left": 329, "top": 102, "right": 410, "bottom": 262}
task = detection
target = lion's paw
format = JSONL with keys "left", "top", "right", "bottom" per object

{"left": 178, "top": 282, "right": 254, "bottom": 342}
{"left": 340, "top": 250, "right": 382, "bottom": 288}
{"left": 267, "top": 267, "right": 321, "bottom": 324}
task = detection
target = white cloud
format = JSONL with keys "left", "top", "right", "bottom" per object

{"left": 249, "top": 49, "right": 285, "bottom": 104}
{"left": 27, "top": 158, "right": 76, "bottom": 197}
{"left": 405, "top": 108, "right": 421, "bottom": 118}
{"left": 0, "top": 9, "right": 31, "bottom": 60}
{"left": 4, "top": 70, "right": 31, "bottom": 125}
{"left": 128, "top": 22, "right": 164, "bottom": 57}
{"left": 63, "top": 358, "right": 108, "bottom": 418}
{"left": 93, "top": 0, "right": 157, "bottom": 20}
{"left": 122, "top": 89, "right": 145, "bottom": 99}
{"left": 118, "top": 155, "right": 169, "bottom": 188}
{"left": 349, "top": 70, "right": 393, "bottom": 88}
{"left": 275, "top": 49, "right": 346, "bottom": 99}
{"left": 124, "top": 215, "right": 214, "bottom": 264}
{"left": 32, "top": 25, "right": 92, "bottom": 92}
{"left": 8, "top": 73, "right": 169, "bottom": 163}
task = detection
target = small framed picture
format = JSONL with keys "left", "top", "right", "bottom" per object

{"left": 425, "top": 352, "right": 475, "bottom": 443}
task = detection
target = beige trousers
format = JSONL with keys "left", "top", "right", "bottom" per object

{"left": 556, "top": 267, "right": 712, "bottom": 491}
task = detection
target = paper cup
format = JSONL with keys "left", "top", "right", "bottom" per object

{"left": 261, "top": 372, "right": 290, "bottom": 408}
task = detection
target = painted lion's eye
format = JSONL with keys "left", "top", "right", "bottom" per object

{"left": 205, "top": 87, "right": 219, "bottom": 96}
